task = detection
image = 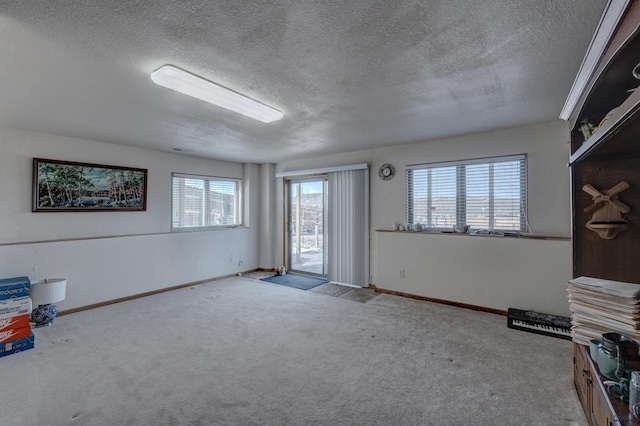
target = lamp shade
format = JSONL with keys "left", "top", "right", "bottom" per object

{"left": 30, "top": 278, "right": 66, "bottom": 306}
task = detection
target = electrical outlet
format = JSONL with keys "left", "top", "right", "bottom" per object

{"left": 238, "top": 260, "right": 244, "bottom": 267}
{"left": 398, "top": 269, "right": 404, "bottom": 278}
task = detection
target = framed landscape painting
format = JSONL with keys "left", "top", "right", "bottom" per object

{"left": 32, "top": 158, "right": 147, "bottom": 212}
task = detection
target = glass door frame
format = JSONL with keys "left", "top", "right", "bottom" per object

{"left": 285, "top": 176, "right": 328, "bottom": 277}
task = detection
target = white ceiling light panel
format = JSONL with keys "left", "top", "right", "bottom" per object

{"left": 151, "top": 65, "right": 283, "bottom": 123}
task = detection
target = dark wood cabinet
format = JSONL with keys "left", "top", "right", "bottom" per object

{"left": 567, "top": 0, "right": 640, "bottom": 285}
{"left": 574, "top": 344, "right": 639, "bottom": 425}
{"left": 564, "top": 1, "right": 640, "bottom": 424}
{"left": 574, "top": 343, "right": 591, "bottom": 417}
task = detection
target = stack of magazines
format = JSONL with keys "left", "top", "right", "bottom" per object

{"left": 568, "top": 276, "right": 640, "bottom": 345}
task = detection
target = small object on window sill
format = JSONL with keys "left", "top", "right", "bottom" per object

{"left": 453, "top": 225, "right": 470, "bottom": 234}
{"left": 474, "top": 229, "right": 498, "bottom": 235}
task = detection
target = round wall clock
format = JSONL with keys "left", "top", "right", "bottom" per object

{"left": 378, "top": 163, "right": 395, "bottom": 181}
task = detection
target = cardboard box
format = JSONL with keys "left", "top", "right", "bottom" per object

{"left": 0, "top": 332, "right": 34, "bottom": 358}
{"left": 0, "top": 314, "right": 30, "bottom": 333}
{"left": 0, "top": 297, "right": 32, "bottom": 321}
{"left": 0, "top": 276, "right": 30, "bottom": 300}
{"left": 0, "top": 325, "right": 30, "bottom": 344}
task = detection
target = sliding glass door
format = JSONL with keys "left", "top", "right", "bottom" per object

{"left": 287, "top": 178, "right": 328, "bottom": 276}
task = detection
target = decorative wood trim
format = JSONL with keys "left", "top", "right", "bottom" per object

{"left": 371, "top": 285, "right": 507, "bottom": 316}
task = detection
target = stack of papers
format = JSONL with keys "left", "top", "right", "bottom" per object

{"left": 568, "top": 276, "right": 640, "bottom": 345}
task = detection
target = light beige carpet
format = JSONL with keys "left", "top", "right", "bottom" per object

{"left": 0, "top": 277, "right": 585, "bottom": 425}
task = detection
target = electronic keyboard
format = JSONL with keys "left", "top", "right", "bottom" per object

{"left": 507, "top": 308, "right": 572, "bottom": 340}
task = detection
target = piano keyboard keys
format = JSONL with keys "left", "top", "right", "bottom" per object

{"left": 507, "top": 308, "right": 573, "bottom": 340}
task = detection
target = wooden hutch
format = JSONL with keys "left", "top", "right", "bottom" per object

{"left": 562, "top": 0, "right": 640, "bottom": 424}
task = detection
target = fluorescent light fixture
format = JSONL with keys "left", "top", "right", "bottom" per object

{"left": 151, "top": 65, "right": 283, "bottom": 123}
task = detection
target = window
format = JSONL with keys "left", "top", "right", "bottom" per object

{"left": 406, "top": 155, "right": 527, "bottom": 231}
{"left": 172, "top": 173, "right": 242, "bottom": 230}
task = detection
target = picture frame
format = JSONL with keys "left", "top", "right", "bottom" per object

{"left": 32, "top": 158, "right": 147, "bottom": 212}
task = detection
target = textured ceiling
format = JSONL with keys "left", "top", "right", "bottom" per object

{"left": 0, "top": 1, "right": 607, "bottom": 163}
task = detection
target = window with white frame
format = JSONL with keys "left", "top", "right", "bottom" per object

{"left": 172, "top": 173, "right": 242, "bottom": 230}
{"left": 406, "top": 155, "right": 527, "bottom": 231}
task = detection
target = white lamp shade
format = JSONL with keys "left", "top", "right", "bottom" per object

{"left": 30, "top": 278, "right": 66, "bottom": 306}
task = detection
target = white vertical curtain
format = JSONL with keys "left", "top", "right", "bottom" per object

{"left": 328, "top": 168, "right": 369, "bottom": 287}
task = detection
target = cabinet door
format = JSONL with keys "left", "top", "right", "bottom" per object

{"left": 574, "top": 344, "right": 590, "bottom": 415}
{"left": 591, "top": 378, "right": 611, "bottom": 426}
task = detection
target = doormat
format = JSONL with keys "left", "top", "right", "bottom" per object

{"left": 260, "top": 273, "right": 328, "bottom": 290}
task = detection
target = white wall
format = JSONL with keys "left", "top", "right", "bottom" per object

{"left": 0, "top": 127, "right": 260, "bottom": 310}
{"left": 0, "top": 121, "right": 573, "bottom": 316}
{"left": 259, "top": 163, "right": 276, "bottom": 269}
{"left": 376, "top": 232, "right": 570, "bottom": 316}
{"left": 276, "top": 121, "right": 573, "bottom": 316}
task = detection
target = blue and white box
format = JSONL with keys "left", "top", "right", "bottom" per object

{"left": 0, "top": 276, "right": 31, "bottom": 300}
{"left": 0, "top": 332, "right": 34, "bottom": 358}
{"left": 0, "top": 297, "right": 32, "bottom": 321}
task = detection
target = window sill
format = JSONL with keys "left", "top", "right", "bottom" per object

{"left": 171, "top": 225, "right": 247, "bottom": 233}
{"left": 375, "top": 229, "right": 570, "bottom": 241}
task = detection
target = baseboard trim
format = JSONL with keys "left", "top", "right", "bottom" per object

{"left": 59, "top": 271, "right": 257, "bottom": 316}
{"left": 60, "top": 274, "right": 507, "bottom": 318}
{"left": 371, "top": 285, "right": 507, "bottom": 316}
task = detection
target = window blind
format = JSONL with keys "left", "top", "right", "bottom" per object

{"left": 406, "top": 155, "right": 527, "bottom": 231}
{"left": 328, "top": 168, "right": 369, "bottom": 287}
{"left": 172, "top": 173, "right": 242, "bottom": 230}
